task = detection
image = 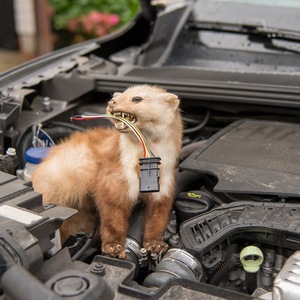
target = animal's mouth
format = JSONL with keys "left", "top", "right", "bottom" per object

{"left": 112, "top": 112, "right": 137, "bottom": 130}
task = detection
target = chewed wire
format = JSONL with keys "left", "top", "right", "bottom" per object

{"left": 70, "top": 114, "right": 153, "bottom": 158}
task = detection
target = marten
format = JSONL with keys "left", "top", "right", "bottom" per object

{"left": 32, "top": 85, "right": 183, "bottom": 258}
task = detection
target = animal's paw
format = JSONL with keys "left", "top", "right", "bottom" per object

{"left": 144, "top": 240, "right": 169, "bottom": 255}
{"left": 102, "top": 243, "right": 126, "bottom": 259}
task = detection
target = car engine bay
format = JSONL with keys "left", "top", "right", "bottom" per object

{"left": 1, "top": 1, "right": 300, "bottom": 299}
{"left": 0, "top": 82, "right": 299, "bottom": 299}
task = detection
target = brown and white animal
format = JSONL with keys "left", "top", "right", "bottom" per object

{"left": 31, "top": 85, "right": 182, "bottom": 258}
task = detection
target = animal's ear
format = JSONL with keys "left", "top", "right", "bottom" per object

{"left": 113, "top": 92, "right": 122, "bottom": 98}
{"left": 164, "top": 93, "right": 180, "bottom": 110}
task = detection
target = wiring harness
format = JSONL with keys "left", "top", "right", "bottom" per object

{"left": 71, "top": 114, "right": 161, "bottom": 192}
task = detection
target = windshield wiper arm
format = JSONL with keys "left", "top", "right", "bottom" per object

{"left": 187, "top": 20, "right": 300, "bottom": 53}
{"left": 187, "top": 21, "right": 300, "bottom": 42}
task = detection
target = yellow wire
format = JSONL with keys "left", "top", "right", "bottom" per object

{"left": 115, "top": 116, "right": 152, "bottom": 157}
{"left": 79, "top": 114, "right": 152, "bottom": 157}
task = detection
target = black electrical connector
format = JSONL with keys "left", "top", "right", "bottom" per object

{"left": 139, "top": 157, "right": 161, "bottom": 192}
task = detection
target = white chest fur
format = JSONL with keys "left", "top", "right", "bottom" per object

{"left": 119, "top": 135, "right": 141, "bottom": 202}
{"left": 151, "top": 141, "right": 177, "bottom": 200}
{"left": 119, "top": 131, "right": 177, "bottom": 203}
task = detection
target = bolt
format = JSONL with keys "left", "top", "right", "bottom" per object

{"left": 91, "top": 262, "right": 106, "bottom": 275}
{"left": 139, "top": 248, "right": 149, "bottom": 268}
{"left": 167, "top": 219, "right": 177, "bottom": 234}
{"left": 42, "top": 97, "right": 52, "bottom": 112}
{"left": 6, "top": 148, "right": 16, "bottom": 156}
{"left": 140, "top": 248, "right": 147, "bottom": 254}
{"left": 169, "top": 234, "right": 180, "bottom": 246}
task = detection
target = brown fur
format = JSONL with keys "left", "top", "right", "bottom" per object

{"left": 31, "top": 85, "right": 182, "bottom": 258}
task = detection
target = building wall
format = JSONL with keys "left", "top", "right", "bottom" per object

{"left": 0, "top": 0, "right": 18, "bottom": 50}
{"left": 13, "top": 0, "right": 37, "bottom": 56}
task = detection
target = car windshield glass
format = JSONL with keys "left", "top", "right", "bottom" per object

{"left": 216, "top": 0, "right": 300, "bottom": 8}
{"left": 165, "top": 0, "right": 300, "bottom": 73}
{"left": 192, "top": 0, "right": 300, "bottom": 33}
{"left": 217, "top": 0, "right": 300, "bottom": 7}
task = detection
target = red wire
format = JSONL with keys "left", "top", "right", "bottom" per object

{"left": 70, "top": 115, "right": 148, "bottom": 157}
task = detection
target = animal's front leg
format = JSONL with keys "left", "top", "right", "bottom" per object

{"left": 98, "top": 197, "right": 133, "bottom": 259}
{"left": 143, "top": 195, "right": 173, "bottom": 255}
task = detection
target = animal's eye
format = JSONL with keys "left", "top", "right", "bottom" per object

{"left": 132, "top": 97, "right": 143, "bottom": 103}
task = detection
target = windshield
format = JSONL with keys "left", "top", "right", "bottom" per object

{"left": 193, "top": 0, "right": 300, "bottom": 32}
{"left": 164, "top": 0, "right": 300, "bottom": 69}
{"left": 215, "top": 0, "right": 300, "bottom": 8}
{"left": 127, "top": 0, "right": 300, "bottom": 86}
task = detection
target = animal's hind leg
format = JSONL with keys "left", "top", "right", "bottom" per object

{"left": 143, "top": 195, "right": 173, "bottom": 255}
{"left": 59, "top": 211, "right": 97, "bottom": 245}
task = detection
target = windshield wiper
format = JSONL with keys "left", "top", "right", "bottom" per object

{"left": 186, "top": 20, "right": 300, "bottom": 53}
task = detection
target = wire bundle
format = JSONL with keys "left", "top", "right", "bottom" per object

{"left": 70, "top": 114, "right": 153, "bottom": 158}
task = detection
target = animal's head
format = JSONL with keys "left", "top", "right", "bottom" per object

{"left": 106, "top": 85, "right": 180, "bottom": 134}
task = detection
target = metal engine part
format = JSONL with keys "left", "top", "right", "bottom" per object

{"left": 0, "top": 171, "right": 77, "bottom": 278}
{"left": 272, "top": 251, "right": 300, "bottom": 300}
{"left": 180, "top": 201, "right": 300, "bottom": 268}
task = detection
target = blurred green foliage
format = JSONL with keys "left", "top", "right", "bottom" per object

{"left": 49, "top": 0, "right": 140, "bottom": 31}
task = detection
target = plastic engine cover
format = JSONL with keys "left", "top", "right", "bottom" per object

{"left": 180, "top": 119, "right": 300, "bottom": 197}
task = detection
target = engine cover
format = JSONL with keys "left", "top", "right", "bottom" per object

{"left": 180, "top": 119, "right": 300, "bottom": 197}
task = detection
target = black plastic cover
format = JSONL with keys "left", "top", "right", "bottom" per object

{"left": 180, "top": 119, "right": 300, "bottom": 197}
{"left": 0, "top": 171, "right": 77, "bottom": 275}
{"left": 180, "top": 201, "right": 300, "bottom": 267}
